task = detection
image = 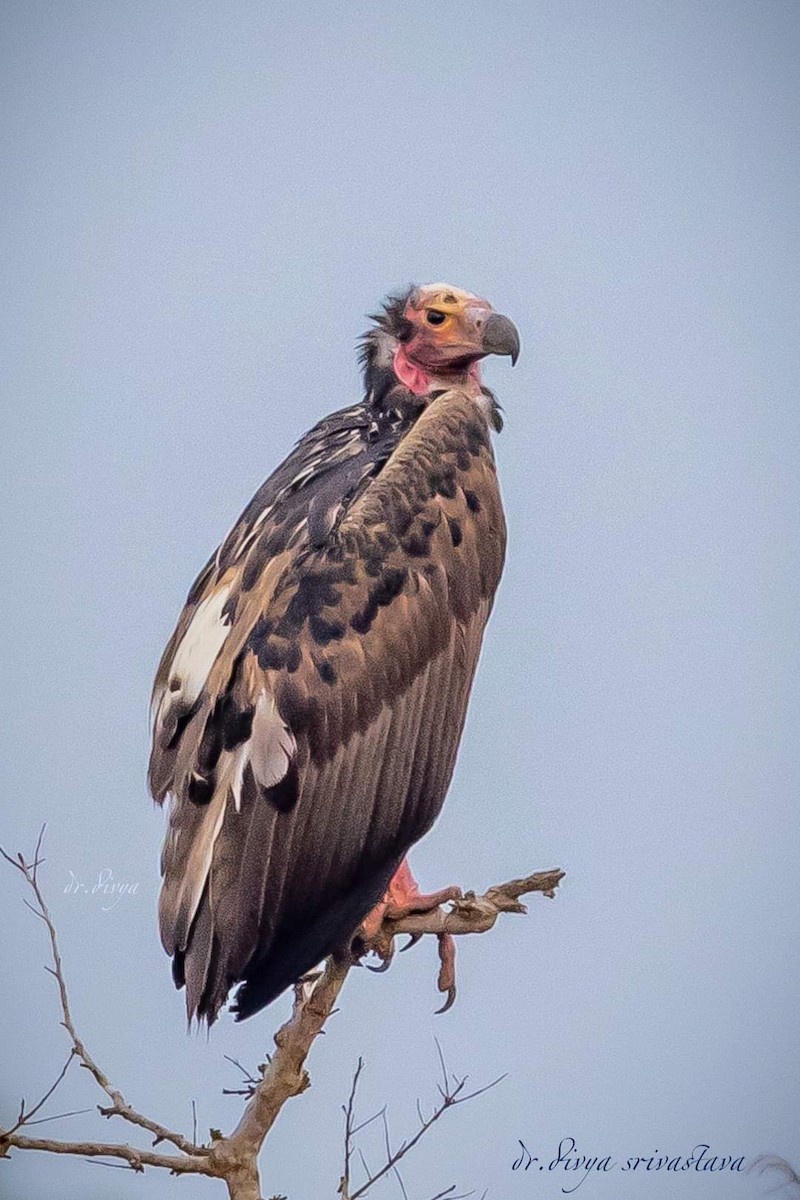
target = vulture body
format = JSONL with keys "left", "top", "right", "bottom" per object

{"left": 149, "top": 284, "right": 519, "bottom": 1022}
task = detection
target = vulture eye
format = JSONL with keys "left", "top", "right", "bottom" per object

{"left": 425, "top": 309, "right": 448, "bottom": 326}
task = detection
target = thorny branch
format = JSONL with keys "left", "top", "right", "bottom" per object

{"left": 1, "top": 829, "right": 563, "bottom": 1200}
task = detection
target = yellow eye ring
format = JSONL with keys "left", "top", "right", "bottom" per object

{"left": 425, "top": 309, "right": 448, "bottom": 326}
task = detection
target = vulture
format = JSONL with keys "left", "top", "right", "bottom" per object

{"left": 149, "top": 283, "right": 519, "bottom": 1023}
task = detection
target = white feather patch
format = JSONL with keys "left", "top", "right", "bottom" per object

{"left": 474, "top": 392, "right": 496, "bottom": 423}
{"left": 164, "top": 585, "right": 232, "bottom": 714}
{"left": 230, "top": 743, "right": 249, "bottom": 813}
{"left": 250, "top": 690, "right": 296, "bottom": 789}
{"left": 159, "top": 784, "right": 227, "bottom": 953}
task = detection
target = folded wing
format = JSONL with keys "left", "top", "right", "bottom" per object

{"left": 149, "top": 389, "right": 505, "bottom": 1022}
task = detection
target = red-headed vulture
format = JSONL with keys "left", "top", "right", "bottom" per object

{"left": 149, "top": 283, "right": 520, "bottom": 1023}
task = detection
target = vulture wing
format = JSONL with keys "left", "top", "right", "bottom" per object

{"left": 149, "top": 389, "right": 505, "bottom": 1022}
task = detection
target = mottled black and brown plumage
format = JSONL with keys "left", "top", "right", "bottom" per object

{"left": 149, "top": 283, "right": 520, "bottom": 1023}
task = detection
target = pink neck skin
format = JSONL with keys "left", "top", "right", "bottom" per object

{"left": 392, "top": 344, "right": 481, "bottom": 396}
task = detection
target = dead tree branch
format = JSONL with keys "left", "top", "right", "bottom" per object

{"left": 0, "top": 831, "right": 208, "bottom": 1161}
{"left": 1, "top": 830, "right": 563, "bottom": 1200}
{"left": 338, "top": 1042, "right": 504, "bottom": 1200}
{"left": 387, "top": 869, "right": 565, "bottom": 938}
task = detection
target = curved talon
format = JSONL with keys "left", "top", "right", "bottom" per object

{"left": 435, "top": 983, "right": 457, "bottom": 1014}
{"left": 365, "top": 957, "right": 393, "bottom": 973}
{"left": 435, "top": 931, "right": 457, "bottom": 1013}
{"left": 361, "top": 861, "right": 463, "bottom": 1005}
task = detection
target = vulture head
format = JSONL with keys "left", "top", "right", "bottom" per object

{"left": 361, "top": 282, "right": 520, "bottom": 412}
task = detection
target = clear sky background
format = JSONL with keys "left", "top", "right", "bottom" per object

{"left": 1, "top": 2, "right": 798, "bottom": 1198}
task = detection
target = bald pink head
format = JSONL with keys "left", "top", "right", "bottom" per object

{"left": 392, "top": 283, "right": 519, "bottom": 395}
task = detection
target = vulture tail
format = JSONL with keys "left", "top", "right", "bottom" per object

{"left": 231, "top": 861, "right": 397, "bottom": 1020}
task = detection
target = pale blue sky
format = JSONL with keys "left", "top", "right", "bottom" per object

{"left": 1, "top": 2, "right": 798, "bottom": 1198}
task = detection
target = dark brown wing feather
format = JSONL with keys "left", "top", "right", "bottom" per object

{"left": 149, "top": 388, "right": 505, "bottom": 1022}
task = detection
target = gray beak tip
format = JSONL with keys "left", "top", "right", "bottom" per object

{"left": 482, "top": 312, "right": 521, "bottom": 365}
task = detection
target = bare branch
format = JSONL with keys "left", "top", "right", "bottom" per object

{"left": 341, "top": 1056, "right": 365, "bottom": 1196}
{"left": 3, "top": 833, "right": 561, "bottom": 1200}
{"left": 224, "top": 1056, "right": 262, "bottom": 1086}
{"left": 380, "top": 1107, "right": 409, "bottom": 1200}
{"left": 435, "top": 1038, "right": 451, "bottom": 1097}
{"left": 225, "top": 955, "right": 351, "bottom": 1159}
{"left": 1, "top": 836, "right": 211, "bottom": 1172}
{"left": 223, "top": 869, "right": 564, "bottom": 1174}
{"left": 0, "top": 844, "right": 27, "bottom": 873}
{"left": 385, "top": 870, "right": 565, "bottom": 940}
{"left": 25, "top": 1107, "right": 94, "bottom": 1126}
{"left": 341, "top": 1047, "right": 505, "bottom": 1200}
{"left": 425, "top": 1187, "right": 480, "bottom": 1200}
{"left": 32, "top": 822, "right": 47, "bottom": 882}
{"left": 222, "top": 1056, "right": 264, "bottom": 1098}
{"left": 3, "top": 1053, "right": 75, "bottom": 1138}
{"left": 351, "top": 1108, "right": 385, "bottom": 1138}
{"left": 0, "top": 838, "right": 208, "bottom": 1160}
{"left": 0, "top": 1133, "right": 221, "bottom": 1176}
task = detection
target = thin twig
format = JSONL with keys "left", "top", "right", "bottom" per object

{"left": 224, "top": 1056, "right": 262, "bottom": 1086}
{"left": 0, "top": 835, "right": 208, "bottom": 1161}
{"left": 3, "top": 1053, "right": 75, "bottom": 1138}
{"left": 342, "top": 1056, "right": 365, "bottom": 1195}
{"left": 426, "top": 1188, "right": 467, "bottom": 1200}
{"left": 347, "top": 1048, "right": 505, "bottom": 1200}
{"left": 222, "top": 1055, "right": 264, "bottom": 1098}
{"left": 435, "top": 1038, "right": 450, "bottom": 1097}
{"left": 380, "top": 1107, "right": 409, "bottom": 1200}
{"left": 24, "top": 1107, "right": 93, "bottom": 1126}
{"left": 351, "top": 1108, "right": 385, "bottom": 1137}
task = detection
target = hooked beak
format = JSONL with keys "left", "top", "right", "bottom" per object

{"left": 481, "top": 313, "right": 520, "bottom": 365}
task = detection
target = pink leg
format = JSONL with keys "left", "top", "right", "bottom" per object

{"left": 383, "top": 858, "right": 462, "bottom": 918}
{"left": 436, "top": 932, "right": 457, "bottom": 1013}
{"left": 358, "top": 858, "right": 462, "bottom": 1010}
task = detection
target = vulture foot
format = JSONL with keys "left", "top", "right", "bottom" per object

{"left": 357, "top": 859, "right": 462, "bottom": 1010}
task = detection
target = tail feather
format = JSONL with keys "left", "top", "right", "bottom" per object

{"left": 158, "top": 783, "right": 227, "bottom": 956}
{"left": 231, "top": 861, "right": 397, "bottom": 1020}
{"left": 160, "top": 756, "right": 401, "bottom": 1024}
{"left": 183, "top": 889, "right": 215, "bottom": 1021}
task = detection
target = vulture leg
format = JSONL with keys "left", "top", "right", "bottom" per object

{"left": 358, "top": 859, "right": 462, "bottom": 1008}
{"left": 361, "top": 857, "right": 461, "bottom": 937}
